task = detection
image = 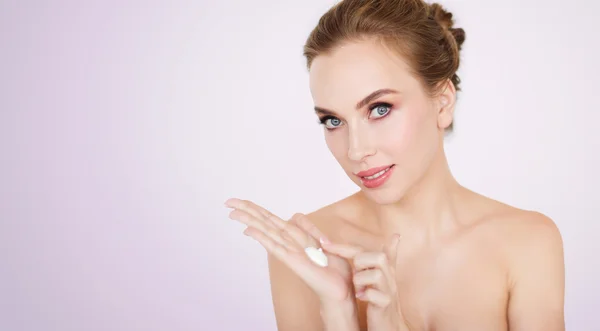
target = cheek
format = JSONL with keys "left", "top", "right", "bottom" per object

{"left": 376, "top": 109, "right": 419, "bottom": 155}
{"left": 324, "top": 132, "right": 348, "bottom": 161}
{"left": 376, "top": 105, "right": 437, "bottom": 160}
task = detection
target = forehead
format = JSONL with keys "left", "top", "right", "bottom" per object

{"left": 308, "top": 39, "right": 418, "bottom": 108}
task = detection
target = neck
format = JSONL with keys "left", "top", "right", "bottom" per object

{"left": 363, "top": 150, "right": 465, "bottom": 243}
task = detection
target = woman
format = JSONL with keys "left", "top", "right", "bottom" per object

{"left": 225, "top": 0, "right": 565, "bottom": 330}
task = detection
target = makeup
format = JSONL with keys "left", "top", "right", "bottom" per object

{"left": 356, "top": 164, "right": 395, "bottom": 189}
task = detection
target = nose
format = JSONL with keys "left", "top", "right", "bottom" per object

{"left": 347, "top": 126, "right": 376, "bottom": 161}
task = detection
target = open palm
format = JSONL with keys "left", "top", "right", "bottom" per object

{"left": 225, "top": 198, "right": 354, "bottom": 301}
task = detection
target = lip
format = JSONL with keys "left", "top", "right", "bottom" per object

{"left": 355, "top": 165, "right": 395, "bottom": 177}
{"left": 356, "top": 165, "right": 395, "bottom": 189}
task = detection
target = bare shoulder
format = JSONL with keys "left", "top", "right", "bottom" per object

{"left": 497, "top": 208, "right": 564, "bottom": 276}
{"left": 461, "top": 190, "right": 564, "bottom": 276}
{"left": 479, "top": 204, "right": 565, "bottom": 328}
{"left": 485, "top": 205, "right": 563, "bottom": 254}
{"left": 461, "top": 190, "right": 562, "bottom": 249}
{"left": 474, "top": 199, "right": 564, "bottom": 292}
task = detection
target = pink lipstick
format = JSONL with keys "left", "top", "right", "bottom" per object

{"left": 355, "top": 165, "right": 395, "bottom": 189}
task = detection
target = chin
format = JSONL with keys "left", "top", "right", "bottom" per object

{"left": 357, "top": 182, "right": 408, "bottom": 205}
{"left": 364, "top": 189, "right": 405, "bottom": 205}
{"left": 346, "top": 169, "right": 409, "bottom": 205}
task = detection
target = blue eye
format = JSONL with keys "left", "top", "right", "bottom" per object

{"left": 318, "top": 116, "right": 343, "bottom": 130}
{"left": 369, "top": 103, "right": 392, "bottom": 119}
{"left": 325, "top": 117, "right": 342, "bottom": 128}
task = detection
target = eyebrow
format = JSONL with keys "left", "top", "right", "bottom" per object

{"left": 314, "top": 88, "right": 399, "bottom": 116}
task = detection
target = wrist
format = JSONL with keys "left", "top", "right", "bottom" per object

{"left": 320, "top": 288, "right": 357, "bottom": 307}
{"left": 320, "top": 296, "right": 356, "bottom": 312}
{"left": 319, "top": 297, "right": 359, "bottom": 331}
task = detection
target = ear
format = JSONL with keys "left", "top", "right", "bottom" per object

{"left": 436, "top": 79, "right": 456, "bottom": 130}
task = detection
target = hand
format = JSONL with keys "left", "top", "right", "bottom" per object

{"left": 323, "top": 234, "right": 409, "bottom": 331}
{"left": 225, "top": 198, "right": 355, "bottom": 302}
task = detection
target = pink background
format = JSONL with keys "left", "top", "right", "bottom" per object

{"left": 1, "top": 0, "right": 598, "bottom": 330}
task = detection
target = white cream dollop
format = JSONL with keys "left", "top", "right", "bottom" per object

{"left": 304, "top": 246, "right": 328, "bottom": 267}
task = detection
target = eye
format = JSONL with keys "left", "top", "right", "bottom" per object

{"left": 319, "top": 116, "right": 343, "bottom": 130}
{"left": 369, "top": 103, "right": 392, "bottom": 119}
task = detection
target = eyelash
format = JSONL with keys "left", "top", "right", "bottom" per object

{"left": 317, "top": 102, "right": 394, "bottom": 130}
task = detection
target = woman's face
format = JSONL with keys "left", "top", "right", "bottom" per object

{"left": 308, "top": 38, "right": 454, "bottom": 204}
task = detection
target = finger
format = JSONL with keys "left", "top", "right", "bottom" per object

{"left": 229, "top": 209, "right": 269, "bottom": 232}
{"left": 356, "top": 288, "right": 391, "bottom": 308}
{"left": 231, "top": 210, "right": 299, "bottom": 251}
{"left": 353, "top": 251, "right": 388, "bottom": 270}
{"left": 353, "top": 251, "right": 395, "bottom": 292}
{"left": 353, "top": 268, "right": 388, "bottom": 292}
{"left": 225, "top": 198, "right": 287, "bottom": 229}
{"left": 224, "top": 199, "right": 316, "bottom": 248}
{"left": 225, "top": 198, "right": 267, "bottom": 223}
{"left": 281, "top": 220, "right": 313, "bottom": 248}
{"left": 290, "top": 213, "right": 330, "bottom": 246}
{"left": 243, "top": 226, "right": 291, "bottom": 259}
{"left": 320, "top": 242, "right": 364, "bottom": 259}
{"left": 261, "top": 209, "right": 289, "bottom": 230}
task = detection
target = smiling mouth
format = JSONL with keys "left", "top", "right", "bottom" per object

{"left": 360, "top": 165, "right": 394, "bottom": 180}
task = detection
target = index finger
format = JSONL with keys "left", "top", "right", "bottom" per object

{"left": 225, "top": 198, "right": 287, "bottom": 229}
{"left": 320, "top": 242, "right": 365, "bottom": 259}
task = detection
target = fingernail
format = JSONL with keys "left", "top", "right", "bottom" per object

{"left": 319, "top": 237, "right": 330, "bottom": 245}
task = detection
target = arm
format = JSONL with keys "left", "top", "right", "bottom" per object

{"left": 507, "top": 213, "right": 565, "bottom": 331}
{"left": 268, "top": 253, "right": 360, "bottom": 331}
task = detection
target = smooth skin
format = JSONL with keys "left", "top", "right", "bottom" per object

{"left": 227, "top": 37, "right": 565, "bottom": 330}
{"left": 226, "top": 200, "right": 406, "bottom": 331}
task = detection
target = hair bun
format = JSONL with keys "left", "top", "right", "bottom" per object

{"left": 429, "top": 3, "right": 453, "bottom": 29}
{"left": 429, "top": 3, "right": 465, "bottom": 50}
{"left": 449, "top": 27, "right": 465, "bottom": 50}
